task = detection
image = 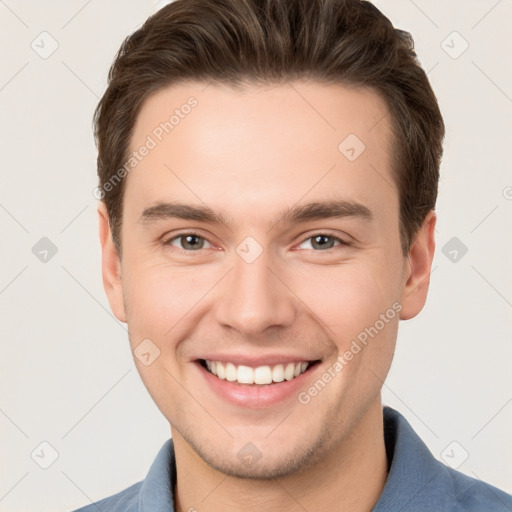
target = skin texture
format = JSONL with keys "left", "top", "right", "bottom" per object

{"left": 98, "top": 81, "right": 436, "bottom": 512}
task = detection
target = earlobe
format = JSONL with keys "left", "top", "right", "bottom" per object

{"left": 399, "top": 210, "right": 436, "bottom": 320}
{"left": 98, "top": 202, "right": 127, "bottom": 323}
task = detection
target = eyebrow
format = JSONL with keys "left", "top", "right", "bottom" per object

{"left": 139, "top": 199, "right": 373, "bottom": 228}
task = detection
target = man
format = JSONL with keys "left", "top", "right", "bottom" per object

{"left": 74, "top": 0, "right": 512, "bottom": 510}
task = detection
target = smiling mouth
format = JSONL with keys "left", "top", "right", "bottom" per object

{"left": 198, "top": 359, "right": 321, "bottom": 385}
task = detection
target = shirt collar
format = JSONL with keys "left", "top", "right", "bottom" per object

{"left": 138, "top": 437, "right": 176, "bottom": 512}
{"left": 137, "top": 406, "right": 453, "bottom": 512}
{"left": 372, "top": 406, "right": 452, "bottom": 511}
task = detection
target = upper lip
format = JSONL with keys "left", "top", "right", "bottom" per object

{"left": 196, "top": 354, "right": 321, "bottom": 367}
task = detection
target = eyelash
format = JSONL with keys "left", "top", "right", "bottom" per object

{"left": 161, "top": 231, "right": 350, "bottom": 255}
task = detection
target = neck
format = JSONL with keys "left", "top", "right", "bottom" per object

{"left": 172, "top": 398, "right": 388, "bottom": 512}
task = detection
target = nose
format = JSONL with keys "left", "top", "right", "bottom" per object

{"left": 213, "top": 250, "right": 296, "bottom": 337}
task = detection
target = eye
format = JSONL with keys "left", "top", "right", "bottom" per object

{"left": 297, "top": 233, "right": 348, "bottom": 251}
{"left": 164, "top": 232, "right": 213, "bottom": 252}
{"left": 162, "top": 231, "right": 349, "bottom": 254}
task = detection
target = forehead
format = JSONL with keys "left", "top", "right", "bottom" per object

{"left": 124, "top": 80, "right": 397, "bottom": 227}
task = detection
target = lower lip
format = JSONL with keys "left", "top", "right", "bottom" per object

{"left": 195, "top": 361, "right": 320, "bottom": 409}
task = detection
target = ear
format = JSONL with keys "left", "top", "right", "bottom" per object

{"left": 98, "top": 202, "right": 127, "bottom": 323}
{"left": 399, "top": 210, "right": 436, "bottom": 320}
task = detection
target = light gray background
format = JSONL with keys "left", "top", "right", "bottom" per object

{"left": 1, "top": 1, "right": 511, "bottom": 510}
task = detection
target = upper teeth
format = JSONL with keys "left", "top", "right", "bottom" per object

{"left": 205, "top": 360, "right": 310, "bottom": 385}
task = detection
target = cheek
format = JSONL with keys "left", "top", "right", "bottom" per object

{"left": 122, "top": 263, "right": 199, "bottom": 345}
{"left": 294, "top": 260, "right": 399, "bottom": 339}
{"left": 292, "top": 258, "right": 401, "bottom": 386}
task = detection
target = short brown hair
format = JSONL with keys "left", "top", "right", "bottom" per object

{"left": 94, "top": 0, "right": 445, "bottom": 256}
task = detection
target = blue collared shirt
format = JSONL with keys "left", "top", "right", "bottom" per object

{"left": 72, "top": 406, "right": 512, "bottom": 511}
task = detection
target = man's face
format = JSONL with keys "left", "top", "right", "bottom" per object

{"left": 100, "top": 81, "right": 432, "bottom": 479}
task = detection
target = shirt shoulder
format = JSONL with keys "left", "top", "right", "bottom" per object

{"left": 375, "top": 407, "right": 512, "bottom": 512}
{"left": 68, "top": 438, "right": 176, "bottom": 512}
{"left": 70, "top": 481, "right": 142, "bottom": 512}
{"left": 445, "top": 465, "right": 512, "bottom": 512}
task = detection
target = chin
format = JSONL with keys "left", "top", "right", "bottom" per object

{"left": 185, "top": 428, "right": 332, "bottom": 480}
